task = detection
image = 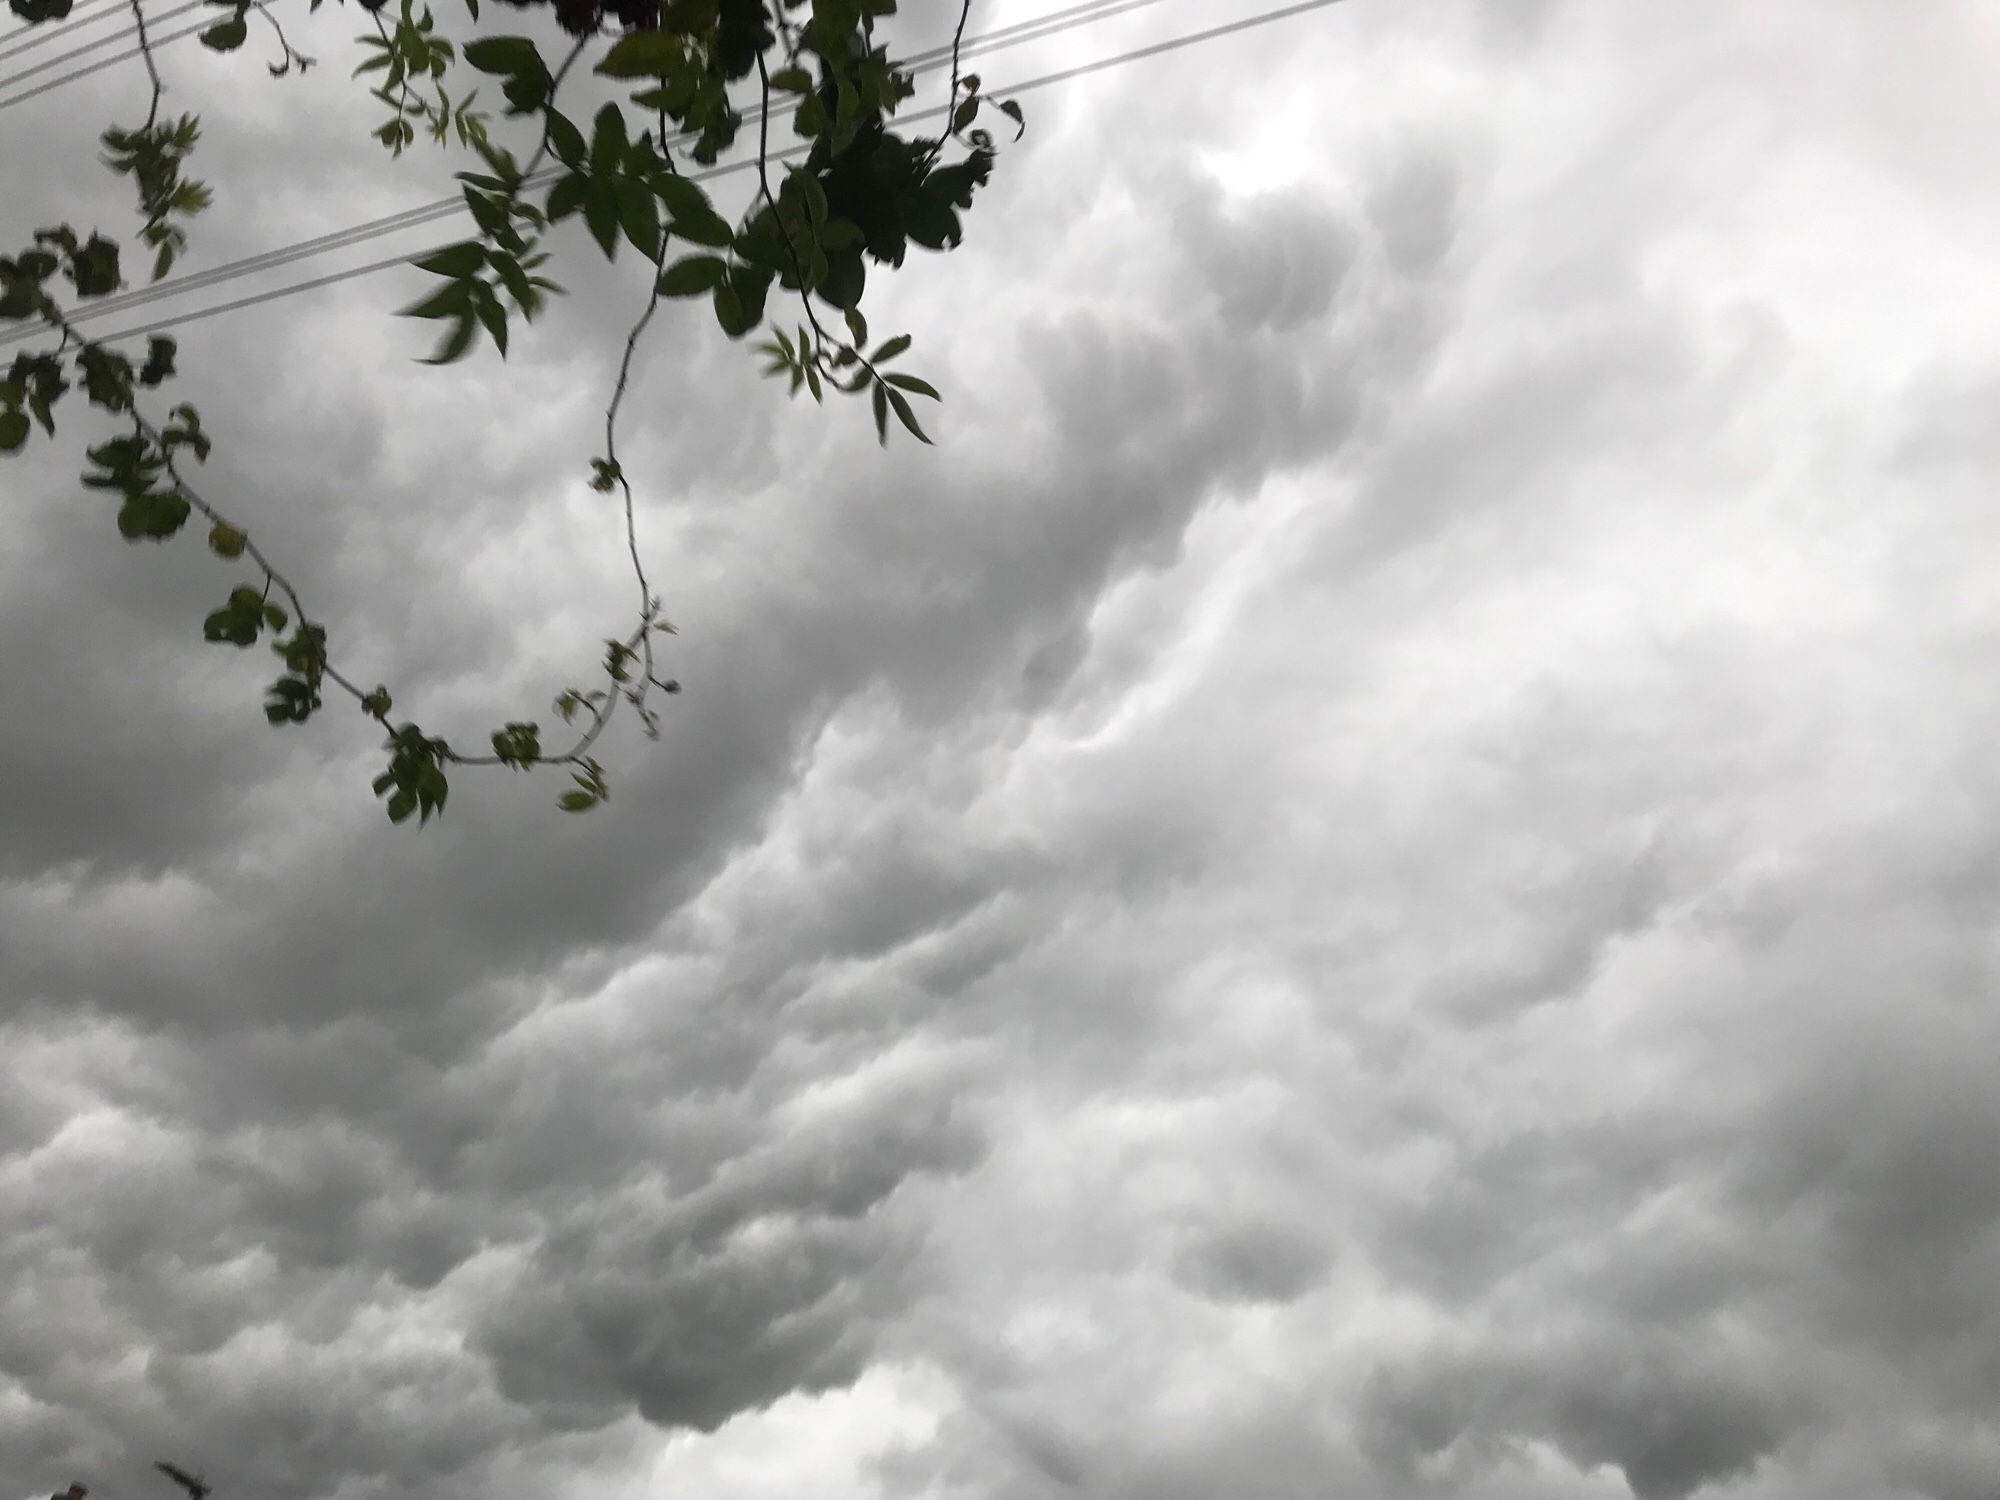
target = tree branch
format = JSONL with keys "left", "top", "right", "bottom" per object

{"left": 127, "top": 0, "right": 162, "bottom": 128}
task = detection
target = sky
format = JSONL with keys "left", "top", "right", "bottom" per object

{"left": 4, "top": 1, "right": 2000, "bottom": 1497}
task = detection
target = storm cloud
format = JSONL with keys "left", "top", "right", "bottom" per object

{"left": 6, "top": 2, "right": 2000, "bottom": 1499}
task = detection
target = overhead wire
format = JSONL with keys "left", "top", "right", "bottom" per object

{"left": 2, "top": 0, "right": 118, "bottom": 33}
{"left": 0, "top": 6, "right": 204, "bottom": 105}
{"left": 0, "top": 0, "right": 124, "bottom": 37}
{"left": 0, "top": 0, "right": 1156, "bottom": 106}
{"left": 0, "top": 0, "right": 201, "bottom": 83}
{"left": 1, "top": 0, "right": 1173, "bottom": 342}
{"left": 0, "top": 0, "right": 136, "bottom": 65}
{"left": 41, "top": 0, "right": 1344, "bottom": 347}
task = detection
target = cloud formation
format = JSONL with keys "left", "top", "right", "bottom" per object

{"left": 7, "top": 3, "right": 2000, "bottom": 1499}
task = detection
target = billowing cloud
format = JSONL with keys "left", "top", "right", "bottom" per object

{"left": 7, "top": 2, "right": 2000, "bottom": 1499}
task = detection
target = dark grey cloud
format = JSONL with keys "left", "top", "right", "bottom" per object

{"left": 11, "top": 3, "right": 2000, "bottom": 1500}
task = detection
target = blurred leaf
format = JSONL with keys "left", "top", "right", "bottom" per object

{"left": 597, "top": 30, "right": 683, "bottom": 78}
{"left": 199, "top": 14, "right": 247, "bottom": 51}
{"left": 884, "top": 384, "right": 931, "bottom": 443}
{"left": 412, "top": 241, "right": 485, "bottom": 278}
{"left": 882, "top": 371, "right": 938, "bottom": 400}
{"left": 462, "top": 35, "right": 541, "bottom": 75}
{"left": 657, "top": 254, "right": 727, "bottom": 296}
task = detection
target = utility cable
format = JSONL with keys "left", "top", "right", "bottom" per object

{"left": 0, "top": 6, "right": 202, "bottom": 106}
{"left": 0, "top": 0, "right": 1146, "bottom": 108}
{"left": 0, "top": 0, "right": 201, "bottom": 91}
{"left": 65, "top": 0, "right": 1345, "bottom": 346}
{"left": 0, "top": 0, "right": 134, "bottom": 66}
{"left": 2, "top": 0, "right": 1174, "bottom": 342}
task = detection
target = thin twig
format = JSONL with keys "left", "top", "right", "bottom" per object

{"left": 126, "top": 0, "right": 160, "bottom": 128}
{"left": 41, "top": 305, "right": 636, "bottom": 774}
{"left": 916, "top": 0, "right": 973, "bottom": 171}
{"left": 605, "top": 270, "right": 667, "bottom": 691}
{"left": 250, "top": 0, "right": 311, "bottom": 73}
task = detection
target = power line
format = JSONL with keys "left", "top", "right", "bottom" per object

{"left": 0, "top": 7, "right": 203, "bottom": 106}
{"left": 1, "top": 0, "right": 118, "bottom": 32}
{"left": 3, "top": 0, "right": 1173, "bottom": 342}
{"left": 0, "top": 0, "right": 124, "bottom": 40}
{"left": 0, "top": 0, "right": 198, "bottom": 85}
{"left": 67, "top": 0, "right": 1345, "bottom": 347}
{"left": 0, "top": 0, "right": 1164, "bottom": 112}
{"left": 0, "top": 0, "right": 135, "bottom": 66}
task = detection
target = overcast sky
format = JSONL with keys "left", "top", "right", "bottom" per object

{"left": 5, "top": 1, "right": 2000, "bottom": 1497}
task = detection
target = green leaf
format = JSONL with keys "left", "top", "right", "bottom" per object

{"left": 871, "top": 380, "right": 889, "bottom": 443}
{"left": 656, "top": 177, "right": 733, "bottom": 246}
{"left": 817, "top": 248, "right": 864, "bottom": 310}
{"left": 412, "top": 240, "right": 486, "bottom": 278}
{"left": 596, "top": 29, "right": 684, "bottom": 78}
{"left": 544, "top": 108, "right": 586, "bottom": 166}
{"left": 882, "top": 371, "right": 939, "bottom": 400}
{"left": 0, "top": 410, "right": 28, "bottom": 452}
{"left": 398, "top": 279, "right": 473, "bottom": 319}
{"left": 501, "top": 70, "right": 548, "bottom": 114}
{"left": 116, "top": 488, "right": 191, "bottom": 540}
{"left": 669, "top": 206, "right": 734, "bottom": 248}
{"left": 492, "top": 253, "right": 537, "bottom": 316}
{"left": 463, "top": 185, "right": 506, "bottom": 238}
{"left": 582, "top": 182, "right": 620, "bottom": 260}
{"left": 870, "top": 333, "right": 911, "bottom": 364}
{"left": 769, "top": 64, "right": 812, "bottom": 93}
{"left": 731, "top": 263, "right": 771, "bottom": 324}
{"left": 545, "top": 172, "right": 587, "bottom": 223}
{"left": 461, "top": 35, "right": 541, "bottom": 75}
{"left": 199, "top": 14, "right": 247, "bottom": 51}
{"left": 68, "top": 234, "right": 121, "bottom": 297}
{"left": 614, "top": 177, "right": 662, "bottom": 263}
{"left": 138, "top": 335, "right": 176, "bottom": 386}
{"left": 473, "top": 289, "right": 509, "bottom": 357}
{"left": 207, "top": 520, "right": 247, "bottom": 558}
{"left": 657, "top": 254, "right": 727, "bottom": 296}
{"left": 202, "top": 607, "right": 251, "bottom": 646}
{"left": 0, "top": 280, "right": 41, "bottom": 322}
{"left": 901, "top": 186, "right": 961, "bottom": 250}
{"left": 202, "top": 586, "right": 264, "bottom": 646}
{"left": 589, "top": 102, "right": 627, "bottom": 177}
{"left": 559, "top": 790, "right": 597, "bottom": 812}
{"left": 996, "top": 98, "right": 1026, "bottom": 139}
{"left": 652, "top": 174, "right": 707, "bottom": 221}
{"left": 77, "top": 345, "right": 134, "bottom": 410}
{"left": 420, "top": 314, "right": 478, "bottom": 365}
{"left": 884, "top": 384, "right": 932, "bottom": 443}
{"left": 712, "top": 282, "right": 743, "bottom": 336}
{"left": 817, "top": 217, "right": 863, "bottom": 251}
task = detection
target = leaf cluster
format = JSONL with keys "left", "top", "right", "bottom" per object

{"left": 100, "top": 118, "right": 211, "bottom": 280}
{"left": 1, "top": 0, "right": 1014, "bottom": 826}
